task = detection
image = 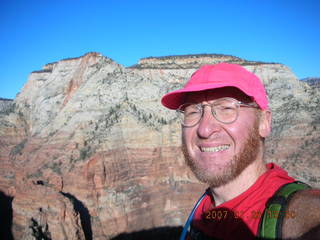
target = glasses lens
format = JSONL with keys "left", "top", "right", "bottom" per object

{"left": 212, "top": 98, "right": 238, "bottom": 123}
{"left": 178, "top": 103, "right": 201, "bottom": 126}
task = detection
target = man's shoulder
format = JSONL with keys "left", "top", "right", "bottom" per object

{"left": 282, "top": 188, "right": 320, "bottom": 239}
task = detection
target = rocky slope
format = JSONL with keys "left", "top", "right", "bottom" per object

{"left": 0, "top": 98, "right": 14, "bottom": 114}
{"left": 301, "top": 77, "right": 320, "bottom": 89}
{"left": 0, "top": 52, "right": 319, "bottom": 239}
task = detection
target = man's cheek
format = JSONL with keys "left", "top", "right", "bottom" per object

{"left": 182, "top": 130, "right": 191, "bottom": 147}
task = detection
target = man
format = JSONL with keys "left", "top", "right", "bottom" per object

{"left": 161, "top": 63, "right": 320, "bottom": 239}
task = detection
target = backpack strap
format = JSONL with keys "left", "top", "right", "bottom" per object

{"left": 180, "top": 189, "right": 210, "bottom": 240}
{"left": 257, "top": 181, "right": 310, "bottom": 239}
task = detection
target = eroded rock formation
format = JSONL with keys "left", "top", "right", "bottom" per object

{"left": 0, "top": 52, "right": 319, "bottom": 239}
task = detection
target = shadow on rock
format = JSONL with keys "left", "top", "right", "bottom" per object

{"left": 61, "top": 192, "right": 92, "bottom": 240}
{"left": 0, "top": 191, "right": 14, "bottom": 240}
{"left": 110, "top": 226, "right": 183, "bottom": 240}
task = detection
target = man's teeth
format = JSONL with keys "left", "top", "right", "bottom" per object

{"left": 201, "top": 145, "right": 230, "bottom": 152}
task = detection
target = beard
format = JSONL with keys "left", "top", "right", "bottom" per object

{"left": 182, "top": 121, "right": 261, "bottom": 188}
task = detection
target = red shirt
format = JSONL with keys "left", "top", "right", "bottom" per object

{"left": 191, "top": 163, "right": 295, "bottom": 239}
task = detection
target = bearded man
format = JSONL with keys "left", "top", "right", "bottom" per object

{"left": 161, "top": 63, "right": 320, "bottom": 240}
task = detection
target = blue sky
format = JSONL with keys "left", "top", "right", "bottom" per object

{"left": 1, "top": 0, "right": 319, "bottom": 99}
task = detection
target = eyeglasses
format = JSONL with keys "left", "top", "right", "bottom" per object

{"left": 177, "top": 97, "right": 258, "bottom": 127}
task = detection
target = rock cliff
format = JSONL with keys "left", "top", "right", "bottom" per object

{"left": 0, "top": 98, "right": 14, "bottom": 114}
{"left": 302, "top": 77, "right": 320, "bottom": 89}
{"left": 0, "top": 52, "right": 319, "bottom": 239}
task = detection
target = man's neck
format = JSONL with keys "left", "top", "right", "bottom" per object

{"left": 210, "top": 160, "right": 267, "bottom": 206}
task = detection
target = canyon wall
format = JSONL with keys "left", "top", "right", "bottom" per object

{"left": 0, "top": 52, "right": 319, "bottom": 239}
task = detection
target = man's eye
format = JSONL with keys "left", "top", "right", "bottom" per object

{"left": 217, "top": 105, "right": 234, "bottom": 110}
{"left": 185, "top": 110, "right": 199, "bottom": 116}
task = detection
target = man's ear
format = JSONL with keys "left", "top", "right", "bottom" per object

{"left": 259, "top": 110, "right": 272, "bottom": 138}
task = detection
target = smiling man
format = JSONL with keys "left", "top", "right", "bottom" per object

{"left": 161, "top": 63, "right": 320, "bottom": 240}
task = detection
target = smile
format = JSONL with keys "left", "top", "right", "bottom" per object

{"left": 200, "top": 145, "right": 230, "bottom": 153}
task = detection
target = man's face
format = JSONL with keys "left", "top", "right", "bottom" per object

{"left": 181, "top": 87, "right": 263, "bottom": 188}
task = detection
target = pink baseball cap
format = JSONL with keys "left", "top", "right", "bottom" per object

{"left": 161, "top": 63, "right": 268, "bottom": 110}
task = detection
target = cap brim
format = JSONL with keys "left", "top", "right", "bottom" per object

{"left": 161, "top": 82, "right": 253, "bottom": 110}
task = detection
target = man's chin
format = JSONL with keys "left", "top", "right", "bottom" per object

{"left": 189, "top": 164, "right": 238, "bottom": 188}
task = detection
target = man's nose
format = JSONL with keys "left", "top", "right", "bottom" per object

{"left": 197, "top": 106, "right": 221, "bottom": 138}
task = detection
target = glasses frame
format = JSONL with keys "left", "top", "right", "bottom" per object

{"left": 177, "top": 97, "right": 259, "bottom": 127}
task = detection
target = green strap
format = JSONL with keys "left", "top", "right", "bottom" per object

{"left": 258, "top": 181, "right": 310, "bottom": 239}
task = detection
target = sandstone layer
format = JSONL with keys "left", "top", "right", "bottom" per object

{"left": 0, "top": 52, "right": 319, "bottom": 239}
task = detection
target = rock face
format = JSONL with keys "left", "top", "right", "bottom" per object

{"left": 302, "top": 77, "right": 320, "bottom": 89}
{"left": 0, "top": 52, "right": 319, "bottom": 239}
{"left": 12, "top": 182, "right": 85, "bottom": 240}
{"left": 0, "top": 98, "right": 14, "bottom": 114}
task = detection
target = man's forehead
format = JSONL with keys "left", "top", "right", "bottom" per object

{"left": 184, "top": 87, "right": 253, "bottom": 103}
